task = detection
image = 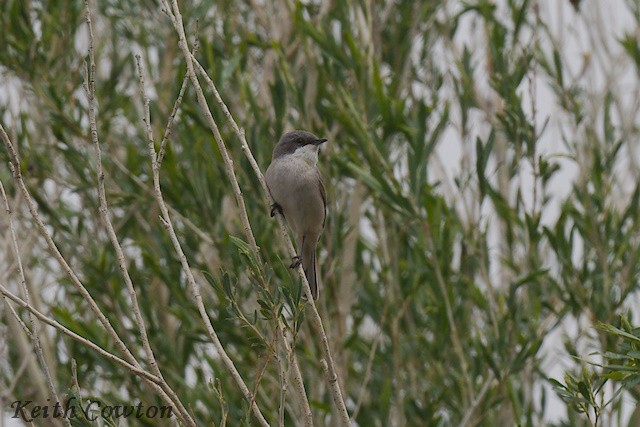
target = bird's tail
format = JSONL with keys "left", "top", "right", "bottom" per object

{"left": 302, "top": 236, "right": 319, "bottom": 300}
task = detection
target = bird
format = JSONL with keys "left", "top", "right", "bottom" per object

{"left": 265, "top": 130, "right": 327, "bottom": 300}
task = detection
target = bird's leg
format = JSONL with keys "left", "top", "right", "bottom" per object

{"left": 270, "top": 202, "right": 283, "bottom": 218}
{"left": 289, "top": 235, "right": 305, "bottom": 269}
{"left": 289, "top": 255, "right": 302, "bottom": 269}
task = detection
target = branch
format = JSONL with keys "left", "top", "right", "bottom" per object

{"left": 277, "top": 335, "right": 288, "bottom": 427}
{"left": 111, "top": 156, "right": 215, "bottom": 245}
{"left": 190, "top": 53, "right": 351, "bottom": 426}
{"left": 84, "top": 0, "right": 162, "bottom": 381}
{"left": 277, "top": 324, "right": 313, "bottom": 427}
{"left": 83, "top": 5, "right": 193, "bottom": 423}
{"left": 0, "top": 231, "right": 31, "bottom": 339}
{"left": 164, "top": 9, "right": 319, "bottom": 423}
{"left": 164, "top": 1, "right": 349, "bottom": 423}
{"left": 0, "top": 180, "right": 67, "bottom": 426}
{"left": 0, "top": 282, "right": 161, "bottom": 384}
{"left": 351, "top": 331, "right": 382, "bottom": 420}
{"left": 4, "top": 346, "right": 33, "bottom": 397}
{"left": 460, "top": 371, "right": 496, "bottom": 427}
{"left": 167, "top": 1, "right": 261, "bottom": 266}
{"left": 134, "top": 52, "right": 270, "bottom": 427}
{"left": 0, "top": 25, "right": 193, "bottom": 427}
{"left": 158, "top": 71, "right": 189, "bottom": 165}
{"left": 0, "top": 123, "right": 139, "bottom": 367}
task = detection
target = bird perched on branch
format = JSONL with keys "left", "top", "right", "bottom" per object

{"left": 265, "top": 130, "right": 327, "bottom": 300}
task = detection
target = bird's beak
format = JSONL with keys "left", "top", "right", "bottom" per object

{"left": 315, "top": 138, "right": 328, "bottom": 145}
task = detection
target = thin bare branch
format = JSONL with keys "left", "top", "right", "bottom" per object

{"left": 0, "top": 27, "right": 193, "bottom": 427}
{"left": 0, "top": 180, "right": 67, "bottom": 426}
{"left": 83, "top": 4, "right": 196, "bottom": 424}
{"left": 158, "top": 72, "right": 189, "bottom": 165}
{"left": 111, "top": 156, "right": 215, "bottom": 245}
{"left": 351, "top": 332, "right": 382, "bottom": 420}
{"left": 0, "top": 282, "right": 161, "bottom": 384}
{"left": 460, "top": 372, "right": 497, "bottom": 427}
{"left": 0, "top": 277, "right": 31, "bottom": 338}
{"left": 277, "top": 338, "right": 288, "bottom": 427}
{"left": 174, "top": 20, "right": 321, "bottom": 426}
{"left": 5, "top": 347, "right": 33, "bottom": 396}
{"left": 135, "top": 52, "right": 270, "bottom": 427}
{"left": 0, "top": 123, "right": 139, "bottom": 368}
{"left": 84, "top": 0, "right": 161, "bottom": 380}
{"left": 191, "top": 52, "right": 351, "bottom": 427}
{"left": 168, "top": 3, "right": 262, "bottom": 265}
{"left": 278, "top": 324, "right": 313, "bottom": 426}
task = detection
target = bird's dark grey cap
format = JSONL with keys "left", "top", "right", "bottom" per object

{"left": 272, "top": 130, "right": 327, "bottom": 159}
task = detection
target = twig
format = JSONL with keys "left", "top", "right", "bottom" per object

{"left": 0, "top": 280, "right": 31, "bottom": 337}
{"left": 529, "top": 0, "right": 540, "bottom": 217}
{"left": 5, "top": 346, "right": 33, "bottom": 395}
{"left": 168, "top": 1, "right": 262, "bottom": 266}
{"left": 212, "top": 379, "right": 228, "bottom": 427}
{"left": 0, "top": 282, "right": 161, "bottom": 384}
{"left": 0, "top": 125, "right": 139, "bottom": 367}
{"left": 0, "top": 216, "right": 32, "bottom": 337}
{"left": 460, "top": 371, "right": 496, "bottom": 427}
{"left": 278, "top": 324, "right": 313, "bottom": 427}
{"left": 191, "top": 33, "right": 320, "bottom": 426}
{"left": 249, "top": 349, "right": 273, "bottom": 421}
{"left": 351, "top": 331, "right": 382, "bottom": 420}
{"left": 1, "top": 58, "right": 192, "bottom": 427}
{"left": 190, "top": 56, "right": 317, "bottom": 424}
{"left": 422, "top": 220, "right": 473, "bottom": 405}
{"left": 167, "top": 2, "right": 344, "bottom": 423}
{"left": 321, "top": 358, "right": 349, "bottom": 424}
{"left": 0, "top": 181, "right": 68, "bottom": 426}
{"left": 135, "top": 52, "right": 270, "bottom": 427}
{"left": 276, "top": 333, "right": 288, "bottom": 427}
{"left": 84, "top": 0, "right": 161, "bottom": 381}
{"left": 158, "top": 71, "right": 189, "bottom": 165}
{"left": 71, "top": 359, "right": 80, "bottom": 391}
{"left": 191, "top": 54, "right": 350, "bottom": 425}
{"left": 82, "top": 4, "right": 194, "bottom": 424}
{"left": 111, "top": 156, "right": 215, "bottom": 245}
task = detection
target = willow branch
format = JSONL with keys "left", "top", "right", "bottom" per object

{"left": 84, "top": 0, "right": 162, "bottom": 380}
{"left": 172, "top": 23, "right": 317, "bottom": 427}
{"left": 0, "top": 282, "right": 161, "bottom": 384}
{"left": 167, "top": 1, "right": 261, "bottom": 263}
{"left": 277, "top": 335, "right": 288, "bottom": 427}
{"left": 158, "top": 72, "right": 189, "bottom": 165}
{"left": 190, "top": 54, "right": 350, "bottom": 426}
{"left": 425, "top": 220, "right": 473, "bottom": 405}
{"left": 277, "top": 324, "right": 313, "bottom": 427}
{"left": 0, "top": 181, "right": 66, "bottom": 427}
{"left": 111, "top": 156, "right": 214, "bottom": 245}
{"left": 134, "top": 52, "right": 270, "bottom": 427}
{"left": 0, "top": 29, "right": 192, "bottom": 427}
{"left": 81, "top": 4, "right": 195, "bottom": 424}
{"left": 460, "top": 371, "right": 496, "bottom": 427}
{"left": 0, "top": 123, "right": 139, "bottom": 368}
{"left": 351, "top": 331, "right": 382, "bottom": 420}
{"left": 165, "top": 1, "right": 346, "bottom": 423}
{"left": 0, "top": 204, "right": 32, "bottom": 337}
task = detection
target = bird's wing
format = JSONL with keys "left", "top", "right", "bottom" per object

{"left": 318, "top": 170, "right": 327, "bottom": 228}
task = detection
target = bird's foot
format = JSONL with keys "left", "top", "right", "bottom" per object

{"left": 270, "top": 203, "right": 283, "bottom": 218}
{"left": 289, "top": 256, "right": 302, "bottom": 269}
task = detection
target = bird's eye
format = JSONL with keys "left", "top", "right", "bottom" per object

{"left": 297, "top": 138, "right": 303, "bottom": 145}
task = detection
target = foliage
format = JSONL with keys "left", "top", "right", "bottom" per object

{"left": 2, "top": 0, "right": 640, "bottom": 426}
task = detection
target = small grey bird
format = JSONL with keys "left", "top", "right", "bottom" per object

{"left": 265, "top": 130, "right": 327, "bottom": 300}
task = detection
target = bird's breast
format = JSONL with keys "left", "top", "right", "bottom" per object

{"left": 265, "top": 156, "right": 324, "bottom": 234}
